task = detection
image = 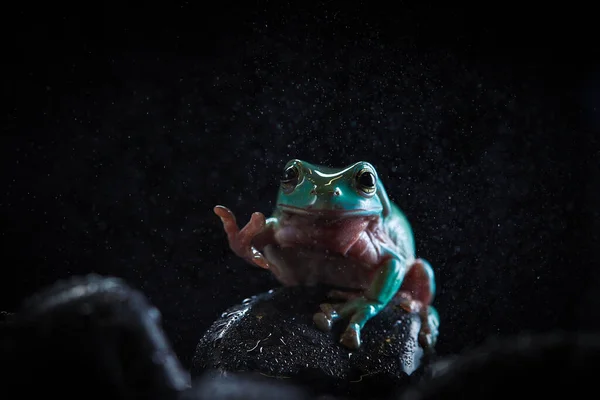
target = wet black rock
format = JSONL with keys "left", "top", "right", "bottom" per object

{"left": 192, "top": 286, "right": 428, "bottom": 399}
{"left": 2, "top": 274, "right": 190, "bottom": 400}
{"left": 399, "top": 332, "right": 600, "bottom": 400}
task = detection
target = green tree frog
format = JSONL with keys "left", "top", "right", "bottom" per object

{"left": 214, "top": 159, "right": 439, "bottom": 350}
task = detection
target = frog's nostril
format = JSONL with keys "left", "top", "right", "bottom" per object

{"left": 333, "top": 188, "right": 341, "bottom": 196}
{"left": 310, "top": 189, "right": 317, "bottom": 195}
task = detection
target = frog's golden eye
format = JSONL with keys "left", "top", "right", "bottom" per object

{"left": 355, "top": 169, "right": 376, "bottom": 196}
{"left": 281, "top": 165, "right": 300, "bottom": 192}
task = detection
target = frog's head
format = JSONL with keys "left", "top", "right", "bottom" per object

{"left": 275, "top": 159, "right": 391, "bottom": 218}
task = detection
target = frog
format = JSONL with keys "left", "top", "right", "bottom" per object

{"left": 214, "top": 159, "right": 439, "bottom": 350}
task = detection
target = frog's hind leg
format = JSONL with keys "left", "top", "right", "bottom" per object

{"left": 398, "top": 258, "right": 438, "bottom": 349}
{"left": 399, "top": 258, "right": 435, "bottom": 306}
{"left": 425, "top": 305, "right": 440, "bottom": 349}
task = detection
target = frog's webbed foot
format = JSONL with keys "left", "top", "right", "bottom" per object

{"left": 314, "top": 290, "right": 362, "bottom": 346}
{"left": 313, "top": 290, "right": 361, "bottom": 331}
{"left": 340, "top": 324, "right": 361, "bottom": 350}
{"left": 213, "top": 205, "right": 271, "bottom": 269}
{"left": 313, "top": 305, "right": 361, "bottom": 349}
{"left": 338, "top": 298, "right": 383, "bottom": 350}
{"left": 313, "top": 297, "right": 383, "bottom": 350}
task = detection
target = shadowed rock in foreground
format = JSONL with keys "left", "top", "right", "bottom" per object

{"left": 2, "top": 275, "right": 191, "bottom": 400}
{"left": 400, "top": 332, "right": 600, "bottom": 400}
{"left": 192, "top": 286, "right": 429, "bottom": 399}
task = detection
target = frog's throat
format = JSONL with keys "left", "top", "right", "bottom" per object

{"left": 277, "top": 204, "right": 381, "bottom": 217}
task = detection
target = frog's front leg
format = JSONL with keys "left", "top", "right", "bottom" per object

{"left": 213, "top": 205, "right": 275, "bottom": 269}
{"left": 314, "top": 257, "right": 406, "bottom": 349}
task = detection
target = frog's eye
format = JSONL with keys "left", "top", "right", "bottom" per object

{"left": 355, "top": 169, "right": 376, "bottom": 196}
{"left": 281, "top": 165, "right": 300, "bottom": 192}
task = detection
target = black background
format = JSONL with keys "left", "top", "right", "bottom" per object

{"left": 2, "top": 1, "right": 599, "bottom": 369}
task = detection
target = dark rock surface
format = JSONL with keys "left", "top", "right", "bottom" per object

{"left": 192, "top": 286, "right": 428, "bottom": 399}
{"left": 399, "top": 332, "right": 600, "bottom": 400}
{"left": 2, "top": 274, "right": 190, "bottom": 400}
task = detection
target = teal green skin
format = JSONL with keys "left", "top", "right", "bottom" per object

{"left": 254, "top": 159, "right": 439, "bottom": 349}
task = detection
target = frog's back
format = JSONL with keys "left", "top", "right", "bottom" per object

{"left": 383, "top": 202, "right": 416, "bottom": 261}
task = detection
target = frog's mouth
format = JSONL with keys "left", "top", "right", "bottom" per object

{"left": 278, "top": 204, "right": 380, "bottom": 218}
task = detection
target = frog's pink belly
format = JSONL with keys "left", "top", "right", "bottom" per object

{"left": 263, "top": 245, "right": 373, "bottom": 289}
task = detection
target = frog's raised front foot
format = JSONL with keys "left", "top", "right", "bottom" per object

{"left": 213, "top": 205, "right": 271, "bottom": 269}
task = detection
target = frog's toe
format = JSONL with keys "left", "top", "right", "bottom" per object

{"left": 340, "top": 324, "right": 361, "bottom": 350}
{"left": 419, "top": 331, "right": 435, "bottom": 350}
{"left": 313, "top": 312, "right": 333, "bottom": 331}
{"left": 313, "top": 303, "right": 339, "bottom": 331}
